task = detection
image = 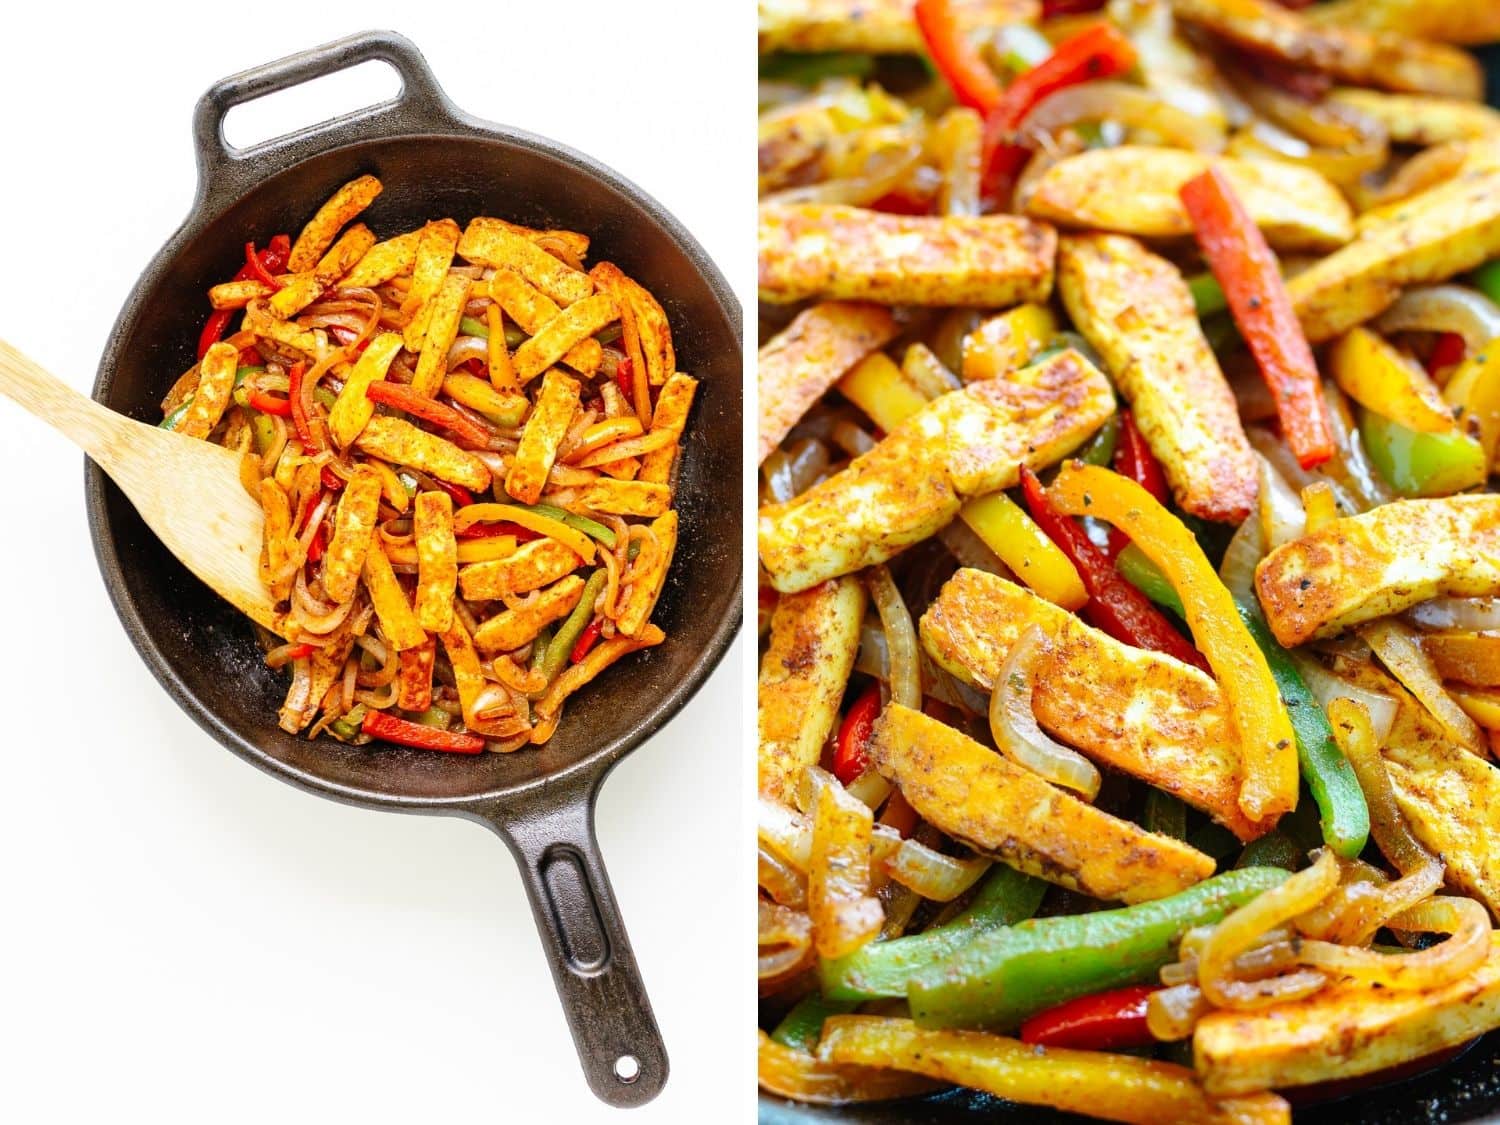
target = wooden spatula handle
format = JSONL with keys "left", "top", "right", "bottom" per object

{"left": 0, "top": 336, "right": 127, "bottom": 467}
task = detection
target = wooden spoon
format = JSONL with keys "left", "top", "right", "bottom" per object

{"left": 0, "top": 337, "right": 281, "bottom": 631}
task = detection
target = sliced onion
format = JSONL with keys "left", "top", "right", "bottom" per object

{"left": 1376, "top": 286, "right": 1500, "bottom": 357}
{"left": 1147, "top": 983, "right": 1210, "bottom": 1041}
{"left": 989, "top": 625, "right": 1101, "bottom": 800}
{"left": 1292, "top": 656, "right": 1397, "bottom": 745}
{"left": 763, "top": 133, "right": 925, "bottom": 209}
{"left": 1409, "top": 597, "right": 1500, "bottom": 632}
{"left": 759, "top": 796, "right": 814, "bottom": 871}
{"left": 938, "top": 521, "right": 1011, "bottom": 578}
{"left": 1227, "top": 75, "right": 1388, "bottom": 188}
{"left": 830, "top": 420, "right": 877, "bottom": 458}
{"left": 868, "top": 565, "right": 921, "bottom": 711}
{"left": 264, "top": 641, "right": 311, "bottom": 669}
{"left": 764, "top": 438, "right": 831, "bottom": 504}
{"left": 1360, "top": 619, "right": 1485, "bottom": 753}
{"left": 1298, "top": 896, "right": 1491, "bottom": 992}
{"left": 1258, "top": 454, "right": 1305, "bottom": 550}
{"left": 885, "top": 839, "right": 990, "bottom": 902}
{"left": 759, "top": 898, "right": 815, "bottom": 983}
{"left": 1019, "top": 81, "right": 1227, "bottom": 153}
{"left": 1328, "top": 698, "right": 1441, "bottom": 878}
{"left": 760, "top": 846, "right": 808, "bottom": 908}
{"left": 445, "top": 335, "right": 490, "bottom": 371}
{"left": 1320, "top": 381, "right": 1394, "bottom": 512}
{"left": 901, "top": 343, "right": 962, "bottom": 398}
{"left": 846, "top": 768, "right": 893, "bottom": 811}
{"left": 1218, "top": 508, "right": 1263, "bottom": 605}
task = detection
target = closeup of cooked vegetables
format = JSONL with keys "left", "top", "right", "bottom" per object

{"left": 167, "top": 177, "right": 694, "bottom": 751}
{"left": 758, "top": 1, "right": 1500, "bottom": 1119}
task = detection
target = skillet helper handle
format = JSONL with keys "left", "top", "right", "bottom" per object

{"left": 482, "top": 789, "right": 668, "bottom": 1107}
{"left": 192, "top": 30, "right": 462, "bottom": 197}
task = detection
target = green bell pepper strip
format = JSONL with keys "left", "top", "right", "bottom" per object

{"left": 770, "top": 993, "right": 858, "bottom": 1052}
{"left": 908, "top": 867, "right": 1288, "bottom": 1030}
{"left": 408, "top": 706, "right": 454, "bottom": 729}
{"left": 1116, "top": 542, "right": 1184, "bottom": 617}
{"left": 1359, "top": 406, "right": 1487, "bottom": 497}
{"left": 1187, "top": 272, "right": 1228, "bottom": 318}
{"left": 529, "top": 624, "right": 554, "bottom": 680}
{"left": 758, "top": 51, "right": 875, "bottom": 84}
{"left": 528, "top": 502, "right": 619, "bottom": 548}
{"left": 1472, "top": 259, "right": 1500, "bottom": 305}
{"left": 458, "top": 314, "right": 526, "bottom": 348}
{"left": 1235, "top": 830, "right": 1302, "bottom": 871}
{"left": 541, "top": 569, "right": 607, "bottom": 683}
{"left": 1234, "top": 596, "right": 1369, "bottom": 859}
{"left": 159, "top": 397, "right": 193, "bottom": 431}
{"left": 1074, "top": 413, "right": 1121, "bottom": 467}
{"left": 1144, "top": 788, "right": 1187, "bottom": 841}
{"left": 819, "top": 866, "right": 1047, "bottom": 1002}
{"left": 249, "top": 412, "right": 279, "bottom": 456}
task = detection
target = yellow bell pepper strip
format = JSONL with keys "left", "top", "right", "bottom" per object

{"left": 817, "top": 1017, "right": 1292, "bottom": 1125}
{"left": 1047, "top": 462, "right": 1298, "bottom": 822}
{"left": 959, "top": 492, "right": 1088, "bottom": 610}
{"left": 836, "top": 352, "right": 930, "bottom": 433}
{"left": 450, "top": 502, "right": 596, "bottom": 562}
{"left": 1329, "top": 327, "right": 1455, "bottom": 435}
{"left": 1442, "top": 342, "right": 1500, "bottom": 465}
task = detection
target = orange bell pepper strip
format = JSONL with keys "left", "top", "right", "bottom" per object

{"left": 914, "top": 0, "right": 1003, "bottom": 114}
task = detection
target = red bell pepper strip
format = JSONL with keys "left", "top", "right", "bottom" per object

{"left": 1428, "top": 332, "right": 1467, "bottom": 375}
{"left": 328, "top": 325, "right": 373, "bottom": 355}
{"left": 198, "top": 309, "right": 234, "bottom": 359}
{"left": 1019, "top": 466, "right": 1210, "bottom": 672}
{"left": 427, "top": 477, "right": 475, "bottom": 509}
{"left": 868, "top": 190, "right": 935, "bottom": 216}
{"left": 240, "top": 346, "right": 265, "bottom": 367}
{"left": 1042, "top": 0, "right": 1107, "bottom": 14}
{"left": 285, "top": 643, "right": 315, "bottom": 661}
{"left": 982, "top": 23, "right": 1138, "bottom": 197}
{"left": 306, "top": 524, "right": 327, "bottom": 564}
{"left": 456, "top": 519, "right": 542, "bottom": 542}
{"left": 246, "top": 388, "right": 292, "bottom": 417}
{"left": 615, "top": 356, "right": 635, "bottom": 403}
{"left": 287, "top": 361, "right": 324, "bottom": 452}
{"left": 361, "top": 709, "right": 486, "bottom": 754}
{"left": 914, "top": 0, "right": 1003, "bottom": 113}
{"left": 244, "top": 241, "right": 285, "bottom": 290}
{"left": 1180, "top": 166, "right": 1333, "bottom": 469}
{"left": 832, "top": 683, "right": 883, "bottom": 785}
{"left": 320, "top": 466, "right": 346, "bottom": 492}
{"left": 1018, "top": 984, "right": 1159, "bottom": 1050}
{"left": 1108, "top": 411, "right": 1169, "bottom": 558}
{"left": 570, "top": 618, "right": 605, "bottom": 664}
{"left": 364, "top": 380, "right": 493, "bottom": 449}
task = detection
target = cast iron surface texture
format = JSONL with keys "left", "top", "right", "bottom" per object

{"left": 760, "top": 41, "right": 1500, "bottom": 1125}
{"left": 84, "top": 31, "right": 740, "bottom": 1109}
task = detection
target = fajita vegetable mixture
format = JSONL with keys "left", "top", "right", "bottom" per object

{"left": 758, "top": 1, "right": 1500, "bottom": 1120}
{"left": 165, "top": 176, "right": 694, "bottom": 753}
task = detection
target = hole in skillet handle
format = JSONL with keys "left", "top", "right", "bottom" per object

{"left": 221, "top": 59, "right": 402, "bottom": 151}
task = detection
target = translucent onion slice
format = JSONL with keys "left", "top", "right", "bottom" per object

{"left": 885, "top": 838, "right": 991, "bottom": 902}
{"left": 1147, "top": 983, "right": 1210, "bottom": 1041}
{"left": 1018, "top": 81, "right": 1227, "bottom": 153}
{"left": 760, "top": 845, "right": 809, "bottom": 908}
{"left": 868, "top": 564, "right": 921, "bottom": 711}
{"left": 988, "top": 625, "right": 1102, "bottom": 800}
{"left": 1291, "top": 655, "right": 1397, "bottom": 745}
{"left": 1409, "top": 597, "right": 1500, "bottom": 633}
{"left": 1298, "top": 896, "right": 1491, "bottom": 992}
{"left": 1377, "top": 285, "right": 1500, "bottom": 358}
{"left": 1258, "top": 453, "right": 1305, "bottom": 550}
{"left": 759, "top": 898, "right": 815, "bottom": 983}
{"left": 1359, "top": 619, "right": 1485, "bottom": 754}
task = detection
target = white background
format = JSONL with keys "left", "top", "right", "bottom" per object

{"left": 0, "top": 5, "right": 751, "bottom": 1123}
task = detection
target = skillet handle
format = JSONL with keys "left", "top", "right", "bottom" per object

{"left": 191, "top": 30, "right": 463, "bottom": 201}
{"left": 471, "top": 781, "right": 668, "bottom": 1107}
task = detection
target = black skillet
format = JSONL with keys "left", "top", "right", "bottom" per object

{"left": 84, "top": 30, "right": 740, "bottom": 1108}
{"left": 760, "top": 41, "right": 1500, "bottom": 1125}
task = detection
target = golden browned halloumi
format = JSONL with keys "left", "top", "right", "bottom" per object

{"left": 575, "top": 479, "right": 672, "bottom": 517}
{"left": 288, "top": 175, "right": 382, "bottom": 272}
{"left": 413, "top": 490, "right": 457, "bottom": 633}
{"left": 1328, "top": 89, "right": 1500, "bottom": 147}
{"left": 1309, "top": 0, "right": 1500, "bottom": 47}
{"left": 459, "top": 538, "right": 582, "bottom": 601}
{"left": 208, "top": 278, "right": 272, "bottom": 310}
{"left": 362, "top": 538, "right": 427, "bottom": 651}
{"left": 1194, "top": 939, "right": 1500, "bottom": 1096}
{"left": 411, "top": 273, "right": 472, "bottom": 398}
{"left": 1169, "top": 0, "right": 1483, "bottom": 99}
{"left": 353, "top": 416, "right": 492, "bottom": 492}
{"left": 591, "top": 262, "right": 675, "bottom": 386}
{"left": 271, "top": 223, "right": 376, "bottom": 318}
{"left": 922, "top": 569, "right": 1262, "bottom": 840}
{"left": 757, "top": 0, "right": 1038, "bottom": 53}
{"left": 327, "top": 331, "right": 403, "bottom": 449}
{"left": 401, "top": 219, "right": 461, "bottom": 350}
{"left": 321, "top": 466, "right": 383, "bottom": 604}
{"left": 1057, "top": 234, "right": 1257, "bottom": 523}
{"left": 340, "top": 228, "right": 422, "bottom": 288}
{"left": 1255, "top": 496, "right": 1500, "bottom": 646}
{"left": 869, "top": 704, "right": 1216, "bottom": 903}
{"left": 487, "top": 268, "right": 603, "bottom": 376}
{"left": 759, "top": 349, "right": 1114, "bottom": 593}
{"left": 179, "top": 342, "right": 238, "bottom": 440}
{"left": 758, "top": 204, "right": 1057, "bottom": 306}
{"left": 1288, "top": 168, "right": 1500, "bottom": 342}
{"left": 1024, "top": 147, "right": 1354, "bottom": 254}
{"left": 458, "top": 218, "right": 593, "bottom": 306}
{"left": 757, "top": 576, "right": 867, "bottom": 803}
{"left": 473, "top": 574, "right": 585, "bottom": 652}
{"left": 512, "top": 293, "right": 618, "bottom": 383}
{"left": 617, "top": 510, "right": 678, "bottom": 637}
{"left": 640, "top": 372, "right": 699, "bottom": 484}
{"left": 505, "top": 369, "right": 581, "bottom": 506}
{"left": 758, "top": 302, "right": 897, "bottom": 464}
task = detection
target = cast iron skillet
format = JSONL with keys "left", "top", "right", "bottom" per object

{"left": 85, "top": 30, "right": 740, "bottom": 1108}
{"left": 760, "top": 42, "right": 1500, "bottom": 1125}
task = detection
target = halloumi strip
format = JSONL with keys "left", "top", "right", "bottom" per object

{"left": 758, "top": 204, "right": 1057, "bottom": 306}
{"left": 288, "top": 174, "right": 382, "bottom": 272}
{"left": 758, "top": 0, "right": 1039, "bottom": 53}
{"left": 922, "top": 569, "right": 1261, "bottom": 840}
{"left": 574, "top": 479, "right": 671, "bottom": 517}
{"left": 1024, "top": 147, "right": 1354, "bottom": 253}
{"left": 1328, "top": 89, "right": 1500, "bottom": 147}
{"left": 472, "top": 575, "right": 585, "bottom": 652}
{"left": 179, "top": 342, "right": 238, "bottom": 440}
{"left": 353, "top": 416, "right": 492, "bottom": 491}
{"left": 1289, "top": 168, "right": 1500, "bottom": 342}
{"left": 413, "top": 490, "right": 457, "bottom": 633}
{"left": 459, "top": 538, "right": 582, "bottom": 601}
{"left": 401, "top": 219, "right": 461, "bottom": 350}
{"left": 1308, "top": 0, "right": 1500, "bottom": 48}
{"left": 1058, "top": 234, "right": 1257, "bottom": 523}
{"left": 340, "top": 228, "right": 422, "bottom": 288}
{"left": 396, "top": 639, "right": 436, "bottom": 712}
{"left": 327, "top": 331, "right": 403, "bottom": 449}
{"left": 1169, "top": 0, "right": 1483, "bottom": 99}
{"left": 1194, "top": 939, "right": 1500, "bottom": 1096}
{"left": 870, "top": 704, "right": 1217, "bottom": 904}
{"left": 362, "top": 538, "right": 427, "bottom": 651}
{"left": 640, "top": 372, "right": 698, "bottom": 484}
{"left": 458, "top": 218, "right": 593, "bottom": 306}
{"left": 758, "top": 302, "right": 897, "bottom": 463}
{"left": 1255, "top": 496, "right": 1500, "bottom": 646}
{"left": 271, "top": 223, "right": 376, "bottom": 318}
{"left": 505, "top": 369, "right": 581, "bottom": 505}
{"left": 410, "top": 273, "right": 472, "bottom": 398}
{"left": 616, "top": 511, "right": 677, "bottom": 636}
{"left": 477, "top": 216, "right": 590, "bottom": 261}
{"left": 321, "top": 466, "right": 383, "bottom": 603}
{"left": 758, "top": 349, "right": 1115, "bottom": 593}
{"left": 758, "top": 576, "right": 866, "bottom": 804}
{"left": 208, "top": 279, "right": 272, "bottom": 309}
{"left": 487, "top": 269, "right": 602, "bottom": 375}
{"left": 591, "top": 262, "right": 674, "bottom": 385}
{"left": 512, "top": 293, "right": 618, "bottom": 383}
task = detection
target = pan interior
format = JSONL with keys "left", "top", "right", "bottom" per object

{"left": 90, "top": 133, "right": 740, "bottom": 805}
